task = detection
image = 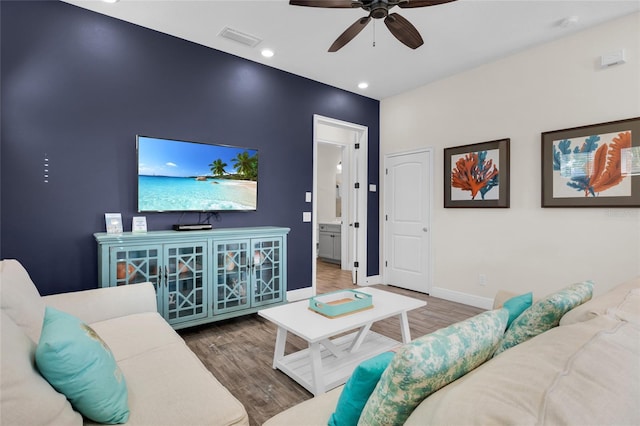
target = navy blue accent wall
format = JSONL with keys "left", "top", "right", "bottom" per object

{"left": 0, "top": 1, "right": 379, "bottom": 295}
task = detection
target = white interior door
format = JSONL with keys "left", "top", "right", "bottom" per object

{"left": 384, "top": 149, "right": 432, "bottom": 293}
{"left": 348, "top": 131, "right": 366, "bottom": 285}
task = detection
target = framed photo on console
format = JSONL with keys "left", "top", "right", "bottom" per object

{"left": 444, "top": 138, "right": 510, "bottom": 208}
{"left": 105, "top": 213, "right": 123, "bottom": 234}
{"left": 541, "top": 117, "right": 640, "bottom": 207}
{"left": 132, "top": 216, "right": 147, "bottom": 233}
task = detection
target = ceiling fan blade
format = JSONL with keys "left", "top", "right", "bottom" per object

{"left": 384, "top": 13, "right": 424, "bottom": 49}
{"left": 398, "top": 0, "right": 457, "bottom": 8}
{"left": 290, "top": 0, "right": 357, "bottom": 8}
{"left": 328, "top": 16, "right": 372, "bottom": 52}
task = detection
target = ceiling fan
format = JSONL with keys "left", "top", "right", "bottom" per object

{"left": 290, "top": 0, "right": 457, "bottom": 52}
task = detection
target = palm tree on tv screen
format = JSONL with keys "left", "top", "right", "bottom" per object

{"left": 232, "top": 151, "right": 258, "bottom": 180}
{"left": 209, "top": 159, "right": 228, "bottom": 177}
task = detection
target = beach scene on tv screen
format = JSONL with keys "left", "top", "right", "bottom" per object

{"left": 138, "top": 137, "right": 258, "bottom": 211}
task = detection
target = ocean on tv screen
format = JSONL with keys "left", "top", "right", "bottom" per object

{"left": 138, "top": 175, "right": 257, "bottom": 212}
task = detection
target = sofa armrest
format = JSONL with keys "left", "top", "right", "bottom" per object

{"left": 41, "top": 283, "right": 157, "bottom": 324}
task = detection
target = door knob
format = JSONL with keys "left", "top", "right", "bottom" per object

{"left": 423, "top": 227, "right": 428, "bottom": 232}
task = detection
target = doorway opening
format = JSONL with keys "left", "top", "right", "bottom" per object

{"left": 312, "top": 115, "right": 368, "bottom": 295}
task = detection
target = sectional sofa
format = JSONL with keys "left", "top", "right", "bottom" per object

{"left": 0, "top": 259, "right": 249, "bottom": 425}
{"left": 265, "top": 276, "right": 640, "bottom": 425}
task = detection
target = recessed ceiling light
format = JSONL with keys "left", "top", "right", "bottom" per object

{"left": 358, "top": 82, "right": 369, "bottom": 89}
{"left": 261, "top": 49, "right": 275, "bottom": 58}
{"left": 102, "top": 0, "right": 120, "bottom": 3}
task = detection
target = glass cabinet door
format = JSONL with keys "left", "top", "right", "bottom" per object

{"left": 252, "top": 237, "right": 284, "bottom": 307}
{"left": 109, "top": 245, "right": 162, "bottom": 308}
{"left": 213, "top": 240, "right": 250, "bottom": 315}
{"left": 163, "top": 242, "right": 208, "bottom": 325}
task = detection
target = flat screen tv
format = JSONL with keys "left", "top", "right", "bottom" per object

{"left": 137, "top": 135, "right": 258, "bottom": 212}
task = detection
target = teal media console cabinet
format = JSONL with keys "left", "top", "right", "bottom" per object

{"left": 94, "top": 226, "right": 289, "bottom": 329}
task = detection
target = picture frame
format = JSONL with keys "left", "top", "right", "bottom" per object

{"left": 444, "top": 138, "right": 510, "bottom": 208}
{"left": 105, "top": 213, "right": 123, "bottom": 234}
{"left": 541, "top": 117, "right": 640, "bottom": 207}
{"left": 132, "top": 216, "right": 147, "bottom": 233}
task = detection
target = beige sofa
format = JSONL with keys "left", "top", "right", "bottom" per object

{"left": 265, "top": 277, "right": 640, "bottom": 425}
{"left": 1, "top": 259, "right": 249, "bottom": 426}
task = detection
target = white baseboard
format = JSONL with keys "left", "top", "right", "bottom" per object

{"left": 430, "top": 287, "right": 493, "bottom": 310}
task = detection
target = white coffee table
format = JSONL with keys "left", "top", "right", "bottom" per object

{"left": 258, "top": 287, "right": 426, "bottom": 396}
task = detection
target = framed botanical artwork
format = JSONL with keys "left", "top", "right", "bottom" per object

{"left": 444, "top": 138, "right": 510, "bottom": 208}
{"left": 541, "top": 117, "right": 640, "bottom": 207}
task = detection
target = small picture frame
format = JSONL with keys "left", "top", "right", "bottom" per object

{"left": 105, "top": 213, "right": 123, "bottom": 234}
{"left": 541, "top": 117, "right": 640, "bottom": 207}
{"left": 444, "top": 138, "right": 510, "bottom": 208}
{"left": 132, "top": 216, "right": 147, "bottom": 233}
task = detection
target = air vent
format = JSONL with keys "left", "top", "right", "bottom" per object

{"left": 218, "top": 27, "right": 261, "bottom": 47}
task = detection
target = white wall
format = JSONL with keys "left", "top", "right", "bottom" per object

{"left": 381, "top": 12, "right": 640, "bottom": 305}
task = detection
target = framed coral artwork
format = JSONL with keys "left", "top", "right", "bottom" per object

{"left": 541, "top": 117, "right": 640, "bottom": 207}
{"left": 444, "top": 138, "right": 510, "bottom": 208}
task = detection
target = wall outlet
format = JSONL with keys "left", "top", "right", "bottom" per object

{"left": 478, "top": 274, "right": 487, "bottom": 286}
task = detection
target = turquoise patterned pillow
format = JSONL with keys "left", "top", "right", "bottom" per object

{"left": 494, "top": 280, "right": 593, "bottom": 356}
{"left": 35, "top": 307, "right": 129, "bottom": 424}
{"left": 358, "top": 309, "right": 508, "bottom": 426}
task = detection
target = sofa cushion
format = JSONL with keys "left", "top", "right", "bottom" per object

{"left": 502, "top": 292, "right": 533, "bottom": 327}
{"left": 91, "top": 341, "right": 250, "bottom": 426}
{"left": 539, "top": 320, "right": 640, "bottom": 425}
{"left": 405, "top": 315, "right": 639, "bottom": 426}
{"left": 89, "top": 311, "right": 186, "bottom": 361}
{"left": 560, "top": 276, "right": 640, "bottom": 326}
{"left": 358, "top": 308, "right": 508, "bottom": 426}
{"left": 494, "top": 280, "right": 593, "bottom": 356}
{"left": 0, "top": 311, "right": 82, "bottom": 426}
{"left": 87, "top": 311, "right": 249, "bottom": 426}
{"left": 35, "top": 307, "right": 129, "bottom": 424}
{"left": 608, "top": 288, "right": 640, "bottom": 325}
{"left": 329, "top": 351, "right": 394, "bottom": 426}
{"left": 263, "top": 387, "right": 342, "bottom": 426}
{"left": 0, "top": 259, "right": 46, "bottom": 342}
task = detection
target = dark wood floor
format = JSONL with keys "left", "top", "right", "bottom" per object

{"left": 179, "top": 260, "right": 483, "bottom": 426}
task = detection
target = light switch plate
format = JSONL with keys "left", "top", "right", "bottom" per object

{"left": 305, "top": 192, "right": 312, "bottom": 202}
{"left": 369, "top": 184, "right": 377, "bottom": 192}
{"left": 303, "top": 212, "right": 312, "bottom": 222}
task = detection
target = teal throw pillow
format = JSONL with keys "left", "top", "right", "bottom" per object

{"left": 358, "top": 309, "right": 508, "bottom": 426}
{"left": 494, "top": 280, "right": 593, "bottom": 356}
{"left": 503, "top": 292, "right": 533, "bottom": 328}
{"left": 329, "top": 351, "right": 394, "bottom": 426}
{"left": 35, "top": 307, "right": 129, "bottom": 424}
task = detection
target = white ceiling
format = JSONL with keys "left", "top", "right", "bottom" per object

{"left": 62, "top": 0, "right": 640, "bottom": 100}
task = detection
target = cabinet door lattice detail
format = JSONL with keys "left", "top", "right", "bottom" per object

{"left": 214, "top": 241, "right": 250, "bottom": 314}
{"left": 110, "top": 246, "right": 161, "bottom": 308}
{"left": 252, "top": 239, "right": 283, "bottom": 306}
{"left": 164, "top": 243, "right": 207, "bottom": 324}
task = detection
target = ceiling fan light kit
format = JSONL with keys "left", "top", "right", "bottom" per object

{"left": 290, "top": 0, "right": 457, "bottom": 52}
